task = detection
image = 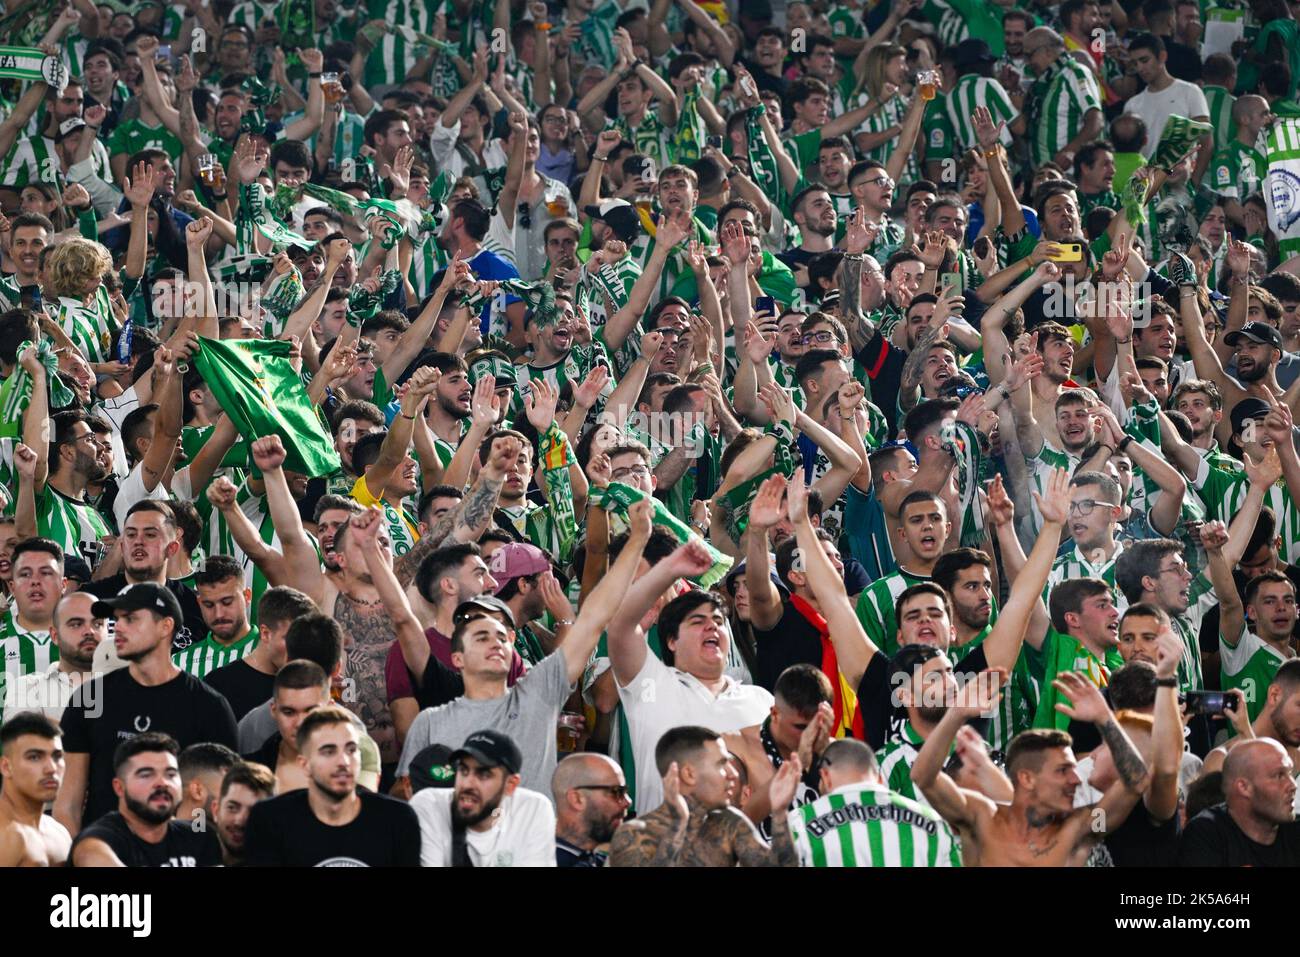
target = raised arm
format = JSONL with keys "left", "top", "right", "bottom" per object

{"left": 743, "top": 475, "right": 790, "bottom": 632}
{"left": 248, "top": 436, "right": 325, "bottom": 606}
{"left": 788, "top": 472, "right": 877, "bottom": 688}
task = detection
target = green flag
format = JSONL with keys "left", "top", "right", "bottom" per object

{"left": 1151, "top": 115, "right": 1212, "bottom": 171}
{"left": 192, "top": 337, "right": 340, "bottom": 477}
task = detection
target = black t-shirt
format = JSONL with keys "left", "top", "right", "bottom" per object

{"left": 854, "top": 327, "right": 905, "bottom": 438}
{"left": 243, "top": 789, "right": 421, "bottom": 866}
{"left": 753, "top": 602, "right": 824, "bottom": 692}
{"left": 60, "top": 668, "right": 239, "bottom": 824}
{"left": 72, "top": 811, "right": 222, "bottom": 867}
{"left": 244, "top": 731, "right": 283, "bottom": 769}
{"left": 1105, "top": 801, "right": 1180, "bottom": 867}
{"left": 1178, "top": 804, "right": 1300, "bottom": 866}
{"left": 204, "top": 658, "right": 276, "bottom": 721}
{"left": 85, "top": 575, "right": 208, "bottom": 652}
{"left": 856, "top": 645, "right": 990, "bottom": 750}
{"left": 417, "top": 656, "right": 466, "bottom": 712}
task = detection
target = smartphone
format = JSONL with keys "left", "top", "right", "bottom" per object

{"left": 941, "top": 272, "right": 961, "bottom": 295}
{"left": 1047, "top": 242, "right": 1084, "bottom": 263}
{"left": 707, "top": 134, "right": 723, "bottom": 149}
{"left": 755, "top": 295, "right": 776, "bottom": 317}
{"left": 739, "top": 75, "right": 757, "bottom": 98}
{"left": 156, "top": 45, "right": 171, "bottom": 60}
{"left": 1184, "top": 690, "right": 1234, "bottom": 716}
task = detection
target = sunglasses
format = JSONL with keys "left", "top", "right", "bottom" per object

{"left": 575, "top": 784, "right": 627, "bottom": 799}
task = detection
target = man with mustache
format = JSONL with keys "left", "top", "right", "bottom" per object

{"left": 2, "top": 592, "right": 105, "bottom": 725}
{"left": 552, "top": 753, "right": 631, "bottom": 867}
{"left": 25, "top": 410, "right": 113, "bottom": 567}
{"left": 0, "top": 713, "right": 71, "bottom": 865}
{"left": 173, "top": 555, "right": 256, "bottom": 679}
{"left": 243, "top": 706, "right": 421, "bottom": 866}
{"left": 70, "top": 732, "right": 223, "bottom": 866}
{"left": 412, "top": 730, "right": 557, "bottom": 867}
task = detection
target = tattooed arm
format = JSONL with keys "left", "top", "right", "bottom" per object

{"left": 733, "top": 758, "right": 802, "bottom": 866}
{"left": 608, "top": 810, "right": 689, "bottom": 867}
{"left": 837, "top": 254, "right": 873, "bottom": 354}
{"left": 393, "top": 469, "right": 505, "bottom": 587}
{"left": 1053, "top": 672, "right": 1149, "bottom": 843}
{"left": 898, "top": 320, "right": 945, "bottom": 415}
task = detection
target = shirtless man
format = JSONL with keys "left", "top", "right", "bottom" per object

{"left": 0, "top": 714, "right": 72, "bottom": 866}
{"left": 609, "top": 725, "right": 802, "bottom": 867}
{"left": 1202, "top": 659, "right": 1300, "bottom": 777}
{"left": 912, "top": 671, "right": 1150, "bottom": 866}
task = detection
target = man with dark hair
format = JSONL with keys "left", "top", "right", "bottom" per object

{"left": 437, "top": 197, "right": 523, "bottom": 337}
{"left": 54, "top": 583, "right": 239, "bottom": 834}
{"left": 1222, "top": 571, "right": 1298, "bottom": 721}
{"left": 724, "top": 664, "right": 835, "bottom": 840}
{"left": 1117, "top": 602, "right": 1172, "bottom": 667}
{"left": 28, "top": 409, "right": 112, "bottom": 566}
{"left": 1073, "top": 140, "right": 1118, "bottom": 220}
{"left": 173, "top": 554, "right": 256, "bottom": 678}
{"left": 789, "top": 736, "right": 962, "bottom": 867}
{"left": 1034, "top": 578, "right": 1124, "bottom": 736}
{"left": 70, "top": 732, "right": 223, "bottom": 867}
{"left": 243, "top": 706, "right": 421, "bottom": 866}
{"left": 1203, "top": 659, "right": 1300, "bottom": 785}
{"left": 2, "top": 591, "right": 106, "bottom": 724}
{"left": 609, "top": 724, "right": 800, "bottom": 866}
{"left": 211, "top": 761, "right": 275, "bottom": 865}
{"left": 1124, "top": 32, "right": 1210, "bottom": 173}
{"left": 0, "top": 539, "right": 64, "bottom": 709}
{"left": 914, "top": 672, "right": 1150, "bottom": 865}
{"left": 176, "top": 741, "right": 238, "bottom": 828}
{"left": 85, "top": 500, "right": 206, "bottom": 652}
{"left": 204, "top": 586, "right": 318, "bottom": 721}
{"left": 0, "top": 713, "right": 71, "bottom": 865}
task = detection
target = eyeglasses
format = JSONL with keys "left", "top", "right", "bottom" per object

{"left": 1157, "top": 563, "right": 1190, "bottom": 577}
{"left": 859, "top": 176, "right": 894, "bottom": 189}
{"left": 575, "top": 784, "right": 628, "bottom": 799}
{"left": 800, "top": 330, "right": 838, "bottom": 344}
{"left": 1069, "top": 499, "right": 1118, "bottom": 515}
{"left": 611, "top": 464, "right": 651, "bottom": 480}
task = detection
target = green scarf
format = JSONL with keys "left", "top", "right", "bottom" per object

{"left": 588, "top": 482, "right": 733, "bottom": 588}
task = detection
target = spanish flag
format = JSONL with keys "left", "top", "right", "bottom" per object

{"left": 789, "top": 595, "right": 865, "bottom": 740}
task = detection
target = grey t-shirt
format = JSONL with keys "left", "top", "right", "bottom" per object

{"left": 395, "top": 651, "right": 571, "bottom": 796}
{"left": 238, "top": 699, "right": 276, "bottom": 753}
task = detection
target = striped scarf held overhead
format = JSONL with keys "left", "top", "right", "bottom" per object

{"left": 1265, "top": 116, "right": 1300, "bottom": 257}
{"left": 588, "top": 482, "right": 733, "bottom": 588}
{"left": 0, "top": 339, "right": 73, "bottom": 438}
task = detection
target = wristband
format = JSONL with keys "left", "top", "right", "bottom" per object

{"left": 1097, "top": 443, "right": 1114, "bottom": 455}
{"left": 400, "top": 412, "right": 417, "bottom": 420}
{"left": 593, "top": 154, "right": 609, "bottom": 162}
{"left": 1154, "top": 676, "right": 1177, "bottom": 688}
{"left": 1117, "top": 435, "right": 1133, "bottom": 453}
{"left": 553, "top": 618, "right": 575, "bottom": 627}
{"left": 983, "top": 148, "right": 999, "bottom": 158}
{"left": 1114, "top": 336, "right": 1131, "bottom": 344}
{"left": 308, "top": 71, "right": 322, "bottom": 78}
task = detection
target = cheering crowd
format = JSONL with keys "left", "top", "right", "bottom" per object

{"left": 0, "top": 0, "right": 1298, "bottom": 868}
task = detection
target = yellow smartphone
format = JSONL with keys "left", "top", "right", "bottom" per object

{"left": 1047, "top": 243, "right": 1083, "bottom": 263}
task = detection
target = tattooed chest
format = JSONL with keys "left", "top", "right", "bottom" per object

{"left": 335, "top": 598, "right": 400, "bottom": 763}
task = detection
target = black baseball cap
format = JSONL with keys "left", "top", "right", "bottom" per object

{"left": 952, "top": 38, "right": 996, "bottom": 70}
{"left": 91, "top": 582, "right": 184, "bottom": 624}
{"left": 1230, "top": 397, "right": 1273, "bottom": 436}
{"left": 583, "top": 199, "right": 642, "bottom": 244}
{"left": 408, "top": 744, "right": 457, "bottom": 792}
{"left": 449, "top": 730, "right": 523, "bottom": 775}
{"left": 1223, "top": 321, "right": 1284, "bottom": 350}
{"left": 452, "top": 594, "right": 516, "bottom": 628}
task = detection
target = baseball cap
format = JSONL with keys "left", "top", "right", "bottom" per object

{"left": 723, "top": 557, "right": 791, "bottom": 599}
{"left": 452, "top": 593, "right": 517, "bottom": 629}
{"left": 583, "top": 199, "right": 642, "bottom": 243}
{"left": 91, "top": 582, "right": 183, "bottom": 624}
{"left": 408, "top": 744, "right": 457, "bottom": 792}
{"left": 449, "top": 729, "right": 523, "bottom": 775}
{"left": 1229, "top": 397, "right": 1273, "bottom": 436}
{"left": 488, "top": 543, "right": 551, "bottom": 594}
{"left": 56, "top": 117, "right": 86, "bottom": 141}
{"left": 1223, "top": 321, "right": 1284, "bottom": 350}
{"left": 952, "top": 38, "right": 996, "bottom": 70}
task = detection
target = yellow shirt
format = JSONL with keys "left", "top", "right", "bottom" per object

{"left": 349, "top": 474, "right": 419, "bottom": 556}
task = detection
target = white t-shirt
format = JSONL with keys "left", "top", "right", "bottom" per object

{"left": 411, "top": 785, "right": 556, "bottom": 867}
{"left": 112, "top": 460, "right": 176, "bottom": 529}
{"left": 1125, "top": 79, "right": 1209, "bottom": 158}
{"left": 616, "top": 652, "right": 773, "bottom": 815}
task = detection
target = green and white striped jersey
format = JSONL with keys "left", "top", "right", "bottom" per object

{"left": 1221, "top": 630, "right": 1293, "bottom": 722}
{"left": 1029, "top": 57, "right": 1102, "bottom": 168}
{"left": 1046, "top": 542, "right": 1124, "bottom": 603}
{"left": 609, "top": 111, "right": 675, "bottom": 171}
{"left": 1173, "top": 570, "right": 1217, "bottom": 692}
{"left": 226, "top": 0, "right": 280, "bottom": 31}
{"left": 1203, "top": 85, "right": 1236, "bottom": 154}
{"left": 173, "top": 626, "right": 259, "bottom": 679}
{"left": 859, "top": 92, "right": 921, "bottom": 189}
{"left": 36, "top": 485, "right": 111, "bottom": 567}
{"left": 789, "top": 782, "right": 962, "bottom": 867}
{"left": 1192, "top": 463, "right": 1300, "bottom": 563}
{"left": 0, "top": 609, "right": 56, "bottom": 710}
{"left": 945, "top": 74, "right": 1017, "bottom": 152}
{"left": 55, "top": 286, "right": 118, "bottom": 366}
{"left": 0, "top": 132, "right": 112, "bottom": 189}
{"left": 280, "top": 107, "right": 370, "bottom": 171}
{"left": 854, "top": 567, "right": 929, "bottom": 659}
{"left": 876, "top": 721, "right": 941, "bottom": 807}
{"left": 0, "top": 439, "right": 15, "bottom": 515}
{"left": 1026, "top": 443, "right": 1079, "bottom": 538}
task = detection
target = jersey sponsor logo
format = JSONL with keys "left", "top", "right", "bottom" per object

{"left": 804, "top": 800, "right": 939, "bottom": 839}
{"left": 929, "top": 128, "right": 943, "bottom": 149}
{"left": 315, "top": 857, "right": 369, "bottom": 867}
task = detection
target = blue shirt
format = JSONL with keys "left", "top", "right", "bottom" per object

{"left": 967, "top": 202, "right": 1040, "bottom": 247}
{"left": 468, "top": 248, "right": 522, "bottom": 334}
